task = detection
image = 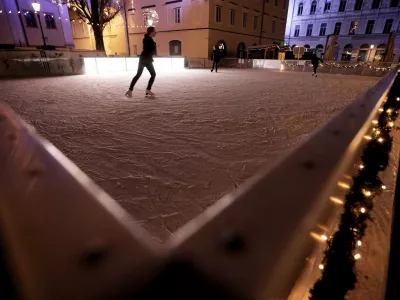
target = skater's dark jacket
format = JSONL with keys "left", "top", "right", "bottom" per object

{"left": 140, "top": 34, "right": 156, "bottom": 62}
{"left": 211, "top": 49, "right": 221, "bottom": 62}
{"left": 311, "top": 54, "right": 323, "bottom": 66}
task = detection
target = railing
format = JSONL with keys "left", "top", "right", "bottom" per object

{"left": 186, "top": 58, "right": 398, "bottom": 76}
{"left": 0, "top": 69, "right": 399, "bottom": 299}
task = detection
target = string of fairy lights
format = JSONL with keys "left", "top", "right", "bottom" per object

{"left": 310, "top": 72, "right": 400, "bottom": 299}
{"left": 284, "top": 60, "right": 393, "bottom": 72}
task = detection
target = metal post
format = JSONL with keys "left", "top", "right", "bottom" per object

{"left": 37, "top": 13, "right": 47, "bottom": 47}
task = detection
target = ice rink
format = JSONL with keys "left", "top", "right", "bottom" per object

{"left": 0, "top": 69, "right": 378, "bottom": 241}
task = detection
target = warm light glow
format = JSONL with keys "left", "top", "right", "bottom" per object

{"left": 357, "top": 240, "right": 362, "bottom": 246}
{"left": 364, "top": 135, "right": 373, "bottom": 140}
{"left": 321, "top": 235, "right": 328, "bottom": 241}
{"left": 389, "top": 122, "right": 394, "bottom": 127}
{"left": 370, "top": 45, "right": 375, "bottom": 49}
{"left": 319, "top": 264, "right": 324, "bottom": 270}
{"left": 372, "top": 120, "right": 378, "bottom": 124}
{"left": 354, "top": 253, "right": 361, "bottom": 259}
{"left": 387, "top": 109, "right": 392, "bottom": 113}
{"left": 396, "top": 97, "right": 400, "bottom": 101}
{"left": 382, "top": 185, "right": 387, "bottom": 190}
{"left": 364, "top": 190, "right": 372, "bottom": 197}
{"left": 338, "top": 181, "right": 350, "bottom": 189}
{"left": 375, "top": 130, "right": 380, "bottom": 135}
{"left": 32, "top": 1, "right": 40, "bottom": 12}
{"left": 378, "top": 137, "right": 384, "bottom": 143}
{"left": 280, "top": 64, "right": 284, "bottom": 71}
{"left": 360, "top": 207, "right": 366, "bottom": 213}
{"left": 379, "top": 108, "right": 384, "bottom": 112}
{"left": 359, "top": 164, "right": 365, "bottom": 169}
{"left": 330, "top": 196, "right": 344, "bottom": 205}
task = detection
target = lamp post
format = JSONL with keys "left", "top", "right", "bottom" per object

{"left": 367, "top": 44, "right": 375, "bottom": 63}
{"left": 32, "top": 1, "right": 47, "bottom": 48}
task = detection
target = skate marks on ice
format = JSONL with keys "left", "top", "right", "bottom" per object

{"left": 0, "top": 70, "right": 378, "bottom": 241}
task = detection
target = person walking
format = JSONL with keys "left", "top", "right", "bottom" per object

{"left": 126, "top": 27, "right": 157, "bottom": 98}
{"left": 211, "top": 46, "right": 221, "bottom": 73}
{"left": 311, "top": 53, "right": 323, "bottom": 77}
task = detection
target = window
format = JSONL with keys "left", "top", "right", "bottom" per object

{"left": 319, "top": 23, "right": 327, "bottom": 36}
{"left": 230, "top": 9, "right": 235, "bottom": 25}
{"left": 174, "top": 7, "right": 181, "bottom": 24}
{"left": 298, "top": 2, "right": 303, "bottom": 15}
{"left": 272, "top": 20, "right": 276, "bottom": 33}
{"left": 338, "top": 0, "right": 346, "bottom": 11}
{"left": 365, "top": 20, "right": 374, "bottom": 34}
{"left": 334, "top": 22, "right": 341, "bottom": 35}
{"left": 371, "top": 0, "right": 380, "bottom": 8}
{"left": 242, "top": 12, "right": 248, "bottom": 28}
{"left": 294, "top": 25, "right": 300, "bottom": 37}
{"left": 169, "top": 40, "right": 182, "bottom": 56}
{"left": 275, "top": 0, "right": 278, "bottom": 6}
{"left": 254, "top": 15, "right": 258, "bottom": 29}
{"left": 349, "top": 21, "right": 358, "bottom": 34}
{"left": 44, "top": 14, "right": 56, "bottom": 29}
{"left": 306, "top": 23, "right": 313, "bottom": 36}
{"left": 390, "top": 0, "right": 399, "bottom": 6}
{"left": 24, "top": 11, "right": 37, "bottom": 28}
{"left": 216, "top": 6, "right": 222, "bottom": 23}
{"left": 310, "top": 1, "right": 317, "bottom": 14}
{"left": 354, "top": 0, "right": 363, "bottom": 10}
{"left": 383, "top": 19, "right": 393, "bottom": 33}
{"left": 324, "top": 1, "right": 331, "bottom": 12}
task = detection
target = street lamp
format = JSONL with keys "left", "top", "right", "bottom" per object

{"left": 32, "top": 1, "right": 47, "bottom": 48}
{"left": 367, "top": 44, "right": 375, "bottom": 63}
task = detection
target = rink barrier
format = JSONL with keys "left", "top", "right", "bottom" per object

{"left": 0, "top": 69, "right": 399, "bottom": 299}
{"left": 83, "top": 57, "right": 185, "bottom": 74}
{"left": 187, "top": 58, "right": 397, "bottom": 77}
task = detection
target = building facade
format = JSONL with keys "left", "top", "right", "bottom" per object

{"left": 0, "top": 0, "right": 73, "bottom": 48}
{"left": 285, "top": 0, "right": 400, "bottom": 61}
{"left": 70, "top": 0, "right": 288, "bottom": 58}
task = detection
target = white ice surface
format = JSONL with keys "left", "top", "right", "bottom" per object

{"left": 0, "top": 69, "right": 378, "bottom": 242}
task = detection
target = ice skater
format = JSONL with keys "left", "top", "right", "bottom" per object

{"left": 211, "top": 46, "right": 221, "bottom": 73}
{"left": 311, "top": 53, "right": 323, "bottom": 77}
{"left": 126, "top": 27, "right": 157, "bottom": 98}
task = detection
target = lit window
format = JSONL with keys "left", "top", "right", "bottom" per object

{"left": 349, "top": 20, "right": 358, "bottom": 34}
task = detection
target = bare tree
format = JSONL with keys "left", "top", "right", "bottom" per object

{"left": 65, "top": 0, "right": 123, "bottom": 51}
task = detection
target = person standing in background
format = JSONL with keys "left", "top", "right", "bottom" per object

{"left": 211, "top": 46, "right": 221, "bottom": 73}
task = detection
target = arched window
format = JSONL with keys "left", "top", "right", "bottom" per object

{"left": 344, "top": 44, "right": 353, "bottom": 50}
{"left": 377, "top": 43, "right": 386, "bottom": 49}
{"left": 310, "top": 1, "right": 317, "bottom": 14}
{"left": 169, "top": 40, "right": 182, "bottom": 56}
{"left": 217, "top": 40, "right": 227, "bottom": 57}
{"left": 298, "top": 2, "right": 304, "bottom": 15}
{"left": 316, "top": 44, "right": 324, "bottom": 49}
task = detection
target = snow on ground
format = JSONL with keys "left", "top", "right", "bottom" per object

{"left": 0, "top": 69, "right": 378, "bottom": 242}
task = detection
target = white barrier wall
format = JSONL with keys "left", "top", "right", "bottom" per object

{"left": 84, "top": 57, "right": 185, "bottom": 74}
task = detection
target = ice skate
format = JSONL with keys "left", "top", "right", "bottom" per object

{"left": 145, "top": 90, "right": 155, "bottom": 97}
{"left": 125, "top": 90, "right": 132, "bottom": 98}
